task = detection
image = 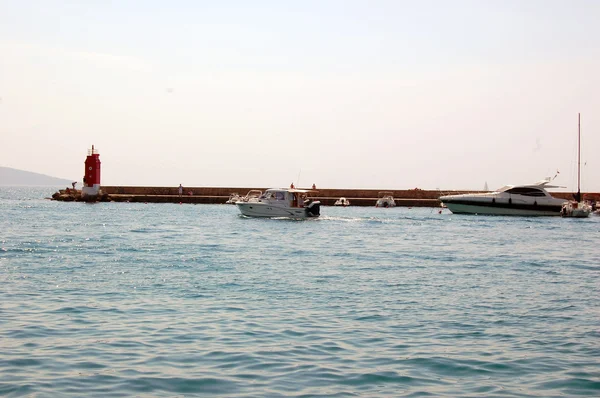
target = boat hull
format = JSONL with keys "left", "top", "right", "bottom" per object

{"left": 236, "top": 202, "right": 318, "bottom": 219}
{"left": 443, "top": 200, "right": 562, "bottom": 216}
{"left": 564, "top": 209, "right": 591, "bottom": 218}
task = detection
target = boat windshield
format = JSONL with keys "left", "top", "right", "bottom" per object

{"left": 495, "top": 186, "right": 512, "bottom": 193}
{"left": 260, "top": 190, "right": 286, "bottom": 200}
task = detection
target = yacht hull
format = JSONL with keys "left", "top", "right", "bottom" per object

{"left": 444, "top": 201, "right": 562, "bottom": 216}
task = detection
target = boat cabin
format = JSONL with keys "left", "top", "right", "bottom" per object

{"left": 259, "top": 188, "right": 317, "bottom": 208}
{"left": 495, "top": 186, "right": 551, "bottom": 197}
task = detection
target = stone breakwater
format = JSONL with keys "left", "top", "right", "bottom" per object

{"left": 50, "top": 186, "right": 599, "bottom": 207}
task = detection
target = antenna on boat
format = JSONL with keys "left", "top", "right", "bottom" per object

{"left": 296, "top": 169, "right": 302, "bottom": 187}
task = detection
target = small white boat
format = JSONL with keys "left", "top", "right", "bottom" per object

{"left": 561, "top": 200, "right": 592, "bottom": 218}
{"left": 439, "top": 179, "right": 566, "bottom": 216}
{"left": 561, "top": 114, "right": 590, "bottom": 218}
{"left": 375, "top": 192, "right": 396, "bottom": 208}
{"left": 239, "top": 190, "right": 262, "bottom": 202}
{"left": 225, "top": 193, "right": 241, "bottom": 204}
{"left": 236, "top": 188, "right": 321, "bottom": 219}
{"left": 334, "top": 197, "right": 350, "bottom": 206}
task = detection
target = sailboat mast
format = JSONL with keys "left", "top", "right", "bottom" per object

{"left": 578, "top": 113, "right": 581, "bottom": 200}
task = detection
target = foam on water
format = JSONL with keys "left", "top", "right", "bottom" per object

{"left": 1, "top": 187, "right": 599, "bottom": 397}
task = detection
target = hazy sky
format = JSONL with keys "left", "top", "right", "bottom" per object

{"left": 1, "top": 0, "right": 599, "bottom": 191}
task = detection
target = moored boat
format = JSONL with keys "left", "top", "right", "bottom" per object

{"left": 561, "top": 113, "right": 591, "bottom": 218}
{"left": 561, "top": 200, "right": 591, "bottom": 218}
{"left": 239, "top": 190, "right": 262, "bottom": 202}
{"left": 334, "top": 197, "right": 350, "bottom": 206}
{"left": 375, "top": 192, "right": 396, "bottom": 208}
{"left": 439, "top": 179, "right": 566, "bottom": 216}
{"left": 225, "top": 193, "right": 241, "bottom": 204}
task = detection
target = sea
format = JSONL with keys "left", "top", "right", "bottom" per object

{"left": 1, "top": 187, "right": 599, "bottom": 397}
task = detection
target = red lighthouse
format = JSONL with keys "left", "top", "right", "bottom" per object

{"left": 82, "top": 145, "right": 101, "bottom": 196}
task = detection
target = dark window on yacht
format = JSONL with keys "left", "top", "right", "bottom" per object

{"left": 505, "top": 187, "right": 546, "bottom": 197}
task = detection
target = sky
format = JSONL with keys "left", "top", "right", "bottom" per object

{"left": 1, "top": 0, "right": 599, "bottom": 191}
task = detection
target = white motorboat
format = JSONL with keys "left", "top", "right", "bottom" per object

{"left": 239, "top": 190, "right": 262, "bottom": 202}
{"left": 227, "top": 190, "right": 262, "bottom": 204}
{"left": 375, "top": 192, "right": 396, "bottom": 208}
{"left": 561, "top": 113, "right": 591, "bottom": 218}
{"left": 334, "top": 197, "right": 350, "bottom": 206}
{"left": 236, "top": 188, "right": 321, "bottom": 218}
{"left": 439, "top": 179, "right": 566, "bottom": 216}
{"left": 225, "top": 193, "right": 241, "bottom": 204}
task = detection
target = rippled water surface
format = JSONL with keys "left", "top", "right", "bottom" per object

{"left": 1, "top": 187, "right": 599, "bottom": 397}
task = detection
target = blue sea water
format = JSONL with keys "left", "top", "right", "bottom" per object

{"left": 1, "top": 187, "right": 599, "bottom": 397}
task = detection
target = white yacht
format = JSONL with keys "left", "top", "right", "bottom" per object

{"left": 334, "top": 197, "right": 350, "bottom": 206}
{"left": 439, "top": 179, "right": 566, "bottom": 216}
{"left": 375, "top": 192, "right": 396, "bottom": 208}
{"left": 236, "top": 188, "right": 321, "bottom": 219}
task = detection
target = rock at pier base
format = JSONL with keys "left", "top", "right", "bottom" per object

{"left": 51, "top": 188, "right": 110, "bottom": 202}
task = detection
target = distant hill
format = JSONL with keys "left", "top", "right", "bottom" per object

{"left": 0, "top": 166, "right": 75, "bottom": 186}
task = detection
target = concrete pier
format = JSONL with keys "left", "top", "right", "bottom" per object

{"left": 98, "top": 186, "right": 449, "bottom": 206}
{"left": 49, "top": 186, "right": 594, "bottom": 207}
